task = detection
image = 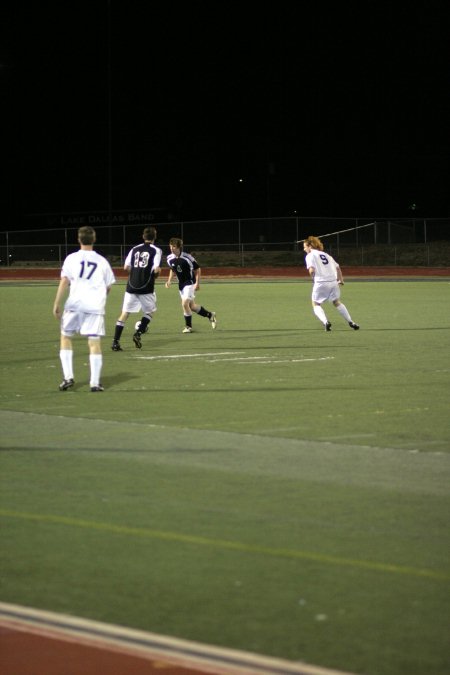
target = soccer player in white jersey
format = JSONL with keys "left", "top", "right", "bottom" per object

{"left": 53, "top": 226, "right": 116, "bottom": 391}
{"left": 303, "top": 235, "right": 359, "bottom": 332}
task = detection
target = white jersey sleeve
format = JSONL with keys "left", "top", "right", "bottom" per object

{"left": 152, "top": 246, "right": 162, "bottom": 271}
{"left": 124, "top": 249, "right": 133, "bottom": 267}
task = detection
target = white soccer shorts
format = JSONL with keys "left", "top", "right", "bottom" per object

{"left": 312, "top": 281, "right": 340, "bottom": 304}
{"left": 121, "top": 291, "right": 157, "bottom": 315}
{"left": 179, "top": 284, "right": 196, "bottom": 302}
{"left": 61, "top": 311, "right": 105, "bottom": 337}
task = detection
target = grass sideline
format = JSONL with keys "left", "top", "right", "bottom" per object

{"left": 1, "top": 279, "right": 450, "bottom": 675}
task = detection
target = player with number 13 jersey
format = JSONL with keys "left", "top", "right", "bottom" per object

{"left": 125, "top": 240, "right": 162, "bottom": 294}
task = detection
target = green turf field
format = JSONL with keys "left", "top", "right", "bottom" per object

{"left": 1, "top": 278, "right": 449, "bottom": 675}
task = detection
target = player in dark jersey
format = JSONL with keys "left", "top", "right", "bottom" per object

{"left": 112, "top": 227, "right": 162, "bottom": 350}
{"left": 165, "top": 237, "right": 216, "bottom": 333}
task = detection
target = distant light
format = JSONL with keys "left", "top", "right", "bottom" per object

{"left": 238, "top": 178, "right": 243, "bottom": 183}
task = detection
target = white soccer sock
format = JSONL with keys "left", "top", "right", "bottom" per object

{"left": 336, "top": 303, "right": 352, "bottom": 322}
{"left": 60, "top": 349, "right": 74, "bottom": 380}
{"left": 313, "top": 305, "right": 328, "bottom": 325}
{"left": 89, "top": 354, "right": 103, "bottom": 387}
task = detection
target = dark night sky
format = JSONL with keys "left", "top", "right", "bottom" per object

{"left": 2, "top": 2, "right": 449, "bottom": 228}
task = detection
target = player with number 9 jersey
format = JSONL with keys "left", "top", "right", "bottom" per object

{"left": 303, "top": 235, "right": 360, "bottom": 332}
{"left": 304, "top": 247, "right": 339, "bottom": 283}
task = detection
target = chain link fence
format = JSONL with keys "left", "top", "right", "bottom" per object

{"left": 1, "top": 217, "right": 449, "bottom": 267}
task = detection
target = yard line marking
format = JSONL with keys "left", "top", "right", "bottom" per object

{"left": 135, "top": 353, "right": 334, "bottom": 364}
{"left": 291, "top": 356, "right": 334, "bottom": 362}
{"left": 1, "top": 510, "right": 448, "bottom": 582}
{"left": 207, "top": 356, "right": 335, "bottom": 363}
{"left": 208, "top": 356, "right": 273, "bottom": 361}
{"left": 207, "top": 358, "right": 274, "bottom": 363}
{"left": 136, "top": 352, "right": 244, "bottom": 360}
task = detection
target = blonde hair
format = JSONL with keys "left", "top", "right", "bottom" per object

{"left": 305, "top": 236, "right": 323, "bottom": 251}
{"left": 169, "top": 237, "right": 183, "bottom": 249}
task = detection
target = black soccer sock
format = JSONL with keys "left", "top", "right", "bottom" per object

{"left": 184, "top": 314, "right": 192, "bottom": 328}
{"left": 114, "top": 322, "right": 125, "bottom": 341}
{"left": 196, "top": 306, "right": 211, "bottom": 318}
{"left": 139, "top": 316, "right": 151, "bottom": 331}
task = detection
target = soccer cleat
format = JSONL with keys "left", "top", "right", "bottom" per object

{"left": 90, "top": 384, "right": 104, "bottom": 392}
{"left": 325, "top": 321, "right": 332, "bottom": 332}
{"left": 59, "top": 378, "right": 74, "bottom": 391}
{"left": 111, "top": 341, "right": 123, "bottom": 351}
{"left": 349, "top": 321, "right": 360, "bottom": 330}
{"left": 132, "top": 331, "right": 142, "bottom": 349}
{"left": 209, "top": 312, "right": 217, "bottom": 329}
{"left": 182, "top": 327, "right": 192, "bottom": 333}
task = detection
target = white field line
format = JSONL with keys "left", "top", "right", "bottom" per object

{"left": 136, "top": 352, "right": 334, "bottom": 364}
{"left": 207, "top": 356, "right": 335, "bottom": 363}
{"left": 136, "top": 352, "right": 244, "bottom": 360}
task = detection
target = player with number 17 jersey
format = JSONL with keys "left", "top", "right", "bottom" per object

{"left": 61, "top": 249, "right": 116, "bottom": 314}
